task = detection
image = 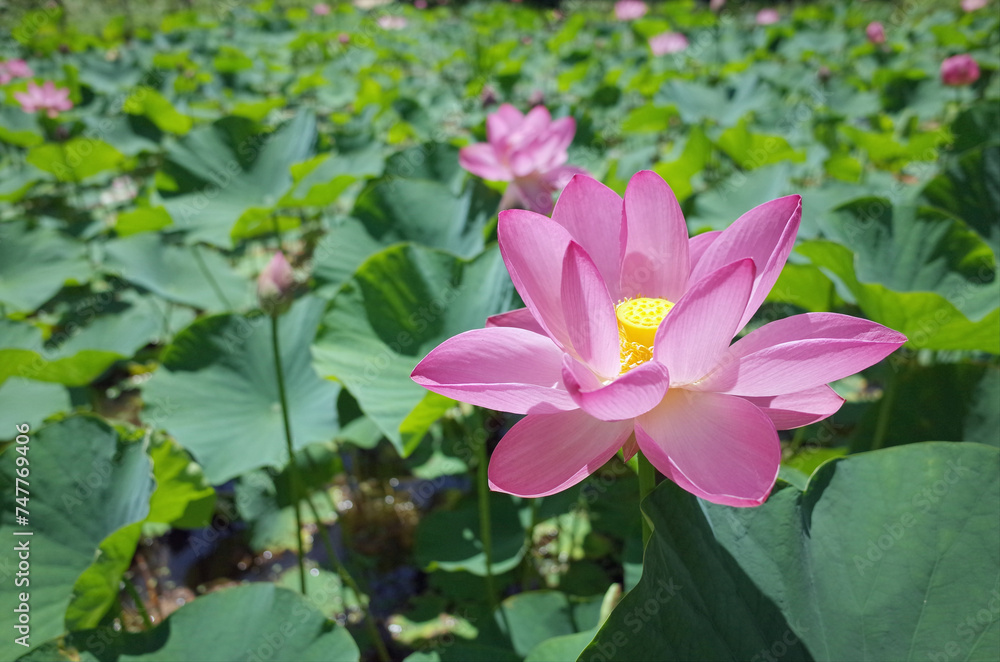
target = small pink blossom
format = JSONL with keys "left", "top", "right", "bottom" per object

{"left": 258, "top": 252, "right": 295, "bottom": 313}
{"left": 377, "top": 15, "right": 407, "bottom": 30}
{"left": 312, "top": 3, "right": 331, "bottom": 15}
{"left": 756, "top": 8, "right": 780, "bottom": 25}
{"left": 941, "top": 54, "right": 980, "bottom": 86}
{"left": 710, "top": 0, "right": 727, "bottom": 12}
{"left": 866, "top": 21, "right": 886, "bottom": 45}
{"left": 415, "top": 0, "right": 428, "bottom": 8}
{"left": 649, "top": 32, "right": 689, "bottom": 56}
{"left": 0, "top": 59, "right": 33, "bottom": 85}
{"left": 338, "top": 33, "right": 350, "bottom": 45}
{"left": 14, "top": 81, "right": 73, "bottom": 118}
{"left": 614, "top": 0, "right": 648, "bottom": 21}
{"left": 961, "top": 0, "right": 988, "bottom": 11}
{"left": 458, "top": 104, "right": 586, "bottom": 215}
{"left": 412, "top": 171, "right": 906, "bottom": 506}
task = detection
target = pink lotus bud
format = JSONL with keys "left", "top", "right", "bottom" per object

{"left": 338, "top": 33, "right": 350, "bottom": 45}
{"left": 941, "top": 54, "right": 980, "bottom": 87}
{"left": 756, "top": 8, "right": 780, "bottom": 25}
{"left": 480, "top": 85, "right": 498, "bottom": 108}
{"left": 312, "top": 3, "right": 330, "bottom": 15}
{"left": 0, "top": 59, "right": 33, "bottom": 85}
{"left": 415, "top": 0, "right": 428, "bottom": 8}
{"left": 258, "top": 252, "right": 295, "bottom": 313}
{"left": 866, "top": 21, "right": 886, "bottom": 45}
{"left": 709, "top": 0, "right": 726, "bottom": 12}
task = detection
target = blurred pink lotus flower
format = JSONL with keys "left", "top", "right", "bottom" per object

{"left": 961, "top": 0, "right": 988, "bottom": 11}
{"left": 338, "top": 33, "right": 350, "bottom": 45}
{"left": 649, "top": 32, "right": 689, "bottom": 56}
{"left": 866, "top": 21, "right": 886, "bottom": 44}
{"left": 412, "top": 171, "right": 906, "bottom": 506}
{"left": 0, "top": 59, "right": 33, "bottom": 84}
{"left": 377, "top": 15, "right": 407, "bottom": 30}
{"left": 258, "top": 252, "right": 295, "bottom": 314}
{"left": 415, "top": 0, "right": 428, "bottom": 7}
{"left": 459, "top": 104, "right": 586, "bottom": 215}
{"left": 710, "top": 0, "right": 727, "bottom": 12}
{"left": 614, "top": 0, "right": 648, "bottom": 21}
{"left": 756, "top": 8, "right": 780, "bottom": 25}
{"left": 14, "top": 81, "right": 72, "bottom": 118}
{"left": 312, "top": 3, "right": 331, "bottom": 15}
{"left": 941, "top": 54, "right": 980, "bottom": 86}
{"left": 99, "top": 176, "right": 138, "bottom": 208}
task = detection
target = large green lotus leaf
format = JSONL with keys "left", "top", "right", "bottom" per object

{"left": 415, "top": 492, "right": 525, "bottom": 576}
{"left": 701, "top": 442, "right": 1000, "bottom": 662}
{"left": 312, "top": 244, "right": 516, "bottom": 454}
{"left": 70, "top": 583, "right": 360, "bottom": 661}
{"left": 144, "top": 296, "right": 340, "bottom": 483}
{"left": 103, "top": 234, "right": 253, "bottom": 311}
{"left": 349, "top": 143, "right": 500, "bottom": 259}
{"left": 0, "top": 416, "right": 155, "bottom": 660}
{"left": 0, "top": 221, "right": 89, "bottom": 313}
{"left": 921, "top": 144, "right": 1000, "bottom": 258}
{"left": 26, "top": 138, "right": 128, "bottom": 182}
{"left": 689, "top": 163, "right": 794, "bottom": 232}
{"left": 159, "top": 113, "right": 316, "bottom": 247}
{"left": 581, "top": 480, "right": 813, "bottom": 662}
{"left": 0, "top": 163, "right": 44, "bottom": 202}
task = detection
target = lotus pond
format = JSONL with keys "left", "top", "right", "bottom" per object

{"left": 0, "top": 1, "right": 998, "bottom": 661}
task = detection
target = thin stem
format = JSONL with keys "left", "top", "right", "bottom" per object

{"left": 476, "top": 438, "right": 512, "bottom": 637}
{"left": 637, "top": 451, "right": 658, "bottom": 548}
{"left": 271, "top": 313, "right": 307, "bottom": 595}
{"left": 520, "top": 497, "right": 539, "bottom": 590}
{"left": 304, "top": 496, "right": 391, "bottom": 662}
{"left": 870, "top": 371, "right": 899, "bottom": 452}
{"left": 123, "top": 575, "right": 153, "bottom": 629}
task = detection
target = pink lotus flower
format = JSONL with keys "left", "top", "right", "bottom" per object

{"left": 941, "top": 54, "right": 980, "bottom": 86}
{"left": 866, "top": 21, "right": 886, "bottom": 45}
{"left": 961, "top": 0, "right": 988, "bottom": 11}
{"left": 710, "top": 0, "right": 727, "bottom": 12}
{"left": 377, "top": 15, "right": 407, "bottom": 30}
{"left": 649, "top": 32, "right": 689, "bottom": 56}
{"left": 312, "top": 2, "right": 331, "bottom": 15}
{"left": 756, "top": 8, "right": 780, "bottom": 25}
{"left": 258, "top": 251, "right": 295, "bottom": 313}
{"left": 412, "top": 172, "right": 906, "bottom": 507}
{"left": 14, "top": 81, "right": 72, "bottom": 118}
{"left": 459, "top": 104, "right": 586, "bottom": 215}
{"left": 614, "top": 0, "right": 648, "bottom": 21}
{"left": 0, "top": 59, "right": 33, "bottom": 85}
{"left": 415, "top": 0, "right": 428, "bottom": 8}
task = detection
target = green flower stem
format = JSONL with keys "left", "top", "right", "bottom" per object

{"left": 637, "top": 451, "right": 658, "bottom": 548}
{"left": 270, "top": 313, "right": 307, "bottom": 595}
{"left": 476, "top": 438, "right": 512, "bottom": 637}
{"left": 871, "top": 370, "right": 900, "bottom": 452}
{"left": 123, "top": 574, "right": 153, "bottom": 629}
{"left": 303, "top": 496, "right": 391, "bottom": 662}
{"left": 520, "top": 497, "right": 539, "bottom": 589}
